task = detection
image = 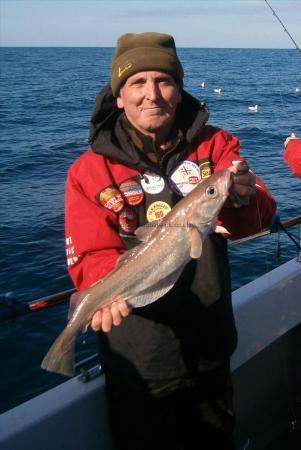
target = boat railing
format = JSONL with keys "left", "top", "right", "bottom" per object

{"left": 229, "top": 215, "right": 301, "bottom": 253}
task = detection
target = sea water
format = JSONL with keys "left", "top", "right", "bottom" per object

{"left": 0, "top": 47, "right": 300, "bottom": 412}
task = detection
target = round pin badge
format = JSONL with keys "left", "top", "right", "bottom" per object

{"left": 170, "top": 161, "right": 200, "bottom": 196}
{"left": 118, "top": 207, "right": 138, "bottom": 234}
{"left": 98, "top": 186, "right": 124, "bottom": 213}
{"left": 146, "top": 201, "right": 171, "bottom": 222}
{"left": 141, "top": 172, "right": 165, "bottom": 195}
{"left": 119, "top": 179, "right": 144, "bottom": 206}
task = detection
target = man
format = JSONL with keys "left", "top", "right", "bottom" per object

{"left": 284, "top": 133, "right": 301, "bottom": 178}
{"left": 65, "top": 33, "right": 276, "bottom": 450}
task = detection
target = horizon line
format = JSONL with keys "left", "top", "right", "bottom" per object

{"left": 0, "top": 45, "right": 296, "bottom": 50}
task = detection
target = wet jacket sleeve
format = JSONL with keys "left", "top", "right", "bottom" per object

{"left": 65, "top": 164, "right": 126, "bottom": 291}
{"left": 283, "top": 139, "right": 301, "bottom": 179}
{"left": 210, "top": 129, "right": 277, "bottom": 240}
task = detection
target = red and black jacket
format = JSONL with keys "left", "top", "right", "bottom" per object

{"left": 65, "top": 87, "right": 276, "bottom": 379}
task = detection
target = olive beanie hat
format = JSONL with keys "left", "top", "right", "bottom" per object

{"left": 110, "top": 32, "right": 184, "bottom": 97}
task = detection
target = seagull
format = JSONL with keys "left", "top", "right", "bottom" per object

{"left": 201, "top": 81, "right": 205, "bottom": 88}
{"left": 213, "top": 88, "right": 222, "bottom": 94}
{"left": 295, "top": 87, "right": 300, "bottom": 92}
{"left": 248, "top": 104, "right": 259, "bottom": 112}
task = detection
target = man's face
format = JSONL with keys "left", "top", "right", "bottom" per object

{"left": 116, "top": 71, "right": 181, "bottom": 138}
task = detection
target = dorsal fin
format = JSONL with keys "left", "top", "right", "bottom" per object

{"left": 68, "top": 291, "right": 83, "bottom": 320}
{"left": 68, "top": 290, "right": 92, "bottom": 332}
{"left": 135, "top": 219, "right": 162, "bottom": 242}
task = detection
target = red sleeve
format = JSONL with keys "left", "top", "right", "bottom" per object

{"left": 283, "top": 139, "right": 301, "bottom": 178}
{"left": 65, "top": 155, "right": 126, "bottom": 291}
{"left": 208, "top": 129, "right": 277, "bottom": 240}
{"left": 210, "top": 129, "right": 245, "bottom": 171}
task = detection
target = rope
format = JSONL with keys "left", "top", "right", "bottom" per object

{"left": 277, "top": 220, "right": 301, "bottom": 251}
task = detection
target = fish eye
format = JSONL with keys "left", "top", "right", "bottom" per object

{"left": 206, "top": 186, "right": 217, "bottom": 197}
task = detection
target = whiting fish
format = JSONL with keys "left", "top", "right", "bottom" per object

{"left": 41, "top": 168, "right": 232, "bottom": 376}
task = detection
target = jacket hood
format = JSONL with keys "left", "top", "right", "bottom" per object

{"left": 89, "top": 84, "right": 209, "bottom": 168}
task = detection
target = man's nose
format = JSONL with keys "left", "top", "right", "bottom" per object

{"left": 144, "top": 81, "right": 159, "bottom": 100}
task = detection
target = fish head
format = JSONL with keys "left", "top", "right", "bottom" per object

{"left": 187, "top": 168, "right": 232, "bottom": 234}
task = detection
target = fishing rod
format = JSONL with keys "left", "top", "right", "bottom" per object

{"left": 264, "top": 0, "right": 301, "bottom": 55}
{"left": 0, "top": 288, "right": 76, "bottom": 324}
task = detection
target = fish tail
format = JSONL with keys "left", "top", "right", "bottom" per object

{"left": 41, "top": 327, "right": 76, "bottom": 377}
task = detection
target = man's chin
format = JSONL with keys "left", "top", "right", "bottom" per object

{"left": 143, "top": 118, "right": 170, "bottom": 132}
{"left": 144, "top": 124, "right": 164, "bottom": 134}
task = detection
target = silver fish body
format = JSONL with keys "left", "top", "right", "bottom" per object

{"left": 41, "top": 169, "right": 231, "bottom": 376}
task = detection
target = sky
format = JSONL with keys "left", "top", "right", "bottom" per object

{"left": 0, "top": 0, "right": 301, "bottom": 48}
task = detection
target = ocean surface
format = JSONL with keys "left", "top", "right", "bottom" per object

{"left": 0, "top": 47, "right": 300, "bottom": 413}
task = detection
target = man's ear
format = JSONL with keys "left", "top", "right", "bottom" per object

{"left": 116, "top": 96, "right": 124, "bottom": 109}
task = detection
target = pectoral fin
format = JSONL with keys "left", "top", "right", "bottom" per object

{"left": 189, "top": 226, "right": 203, "bottom": 259}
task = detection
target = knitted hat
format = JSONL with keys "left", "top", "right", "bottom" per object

{"left": 110, "top": 32, "right": 184, "bottom": 97}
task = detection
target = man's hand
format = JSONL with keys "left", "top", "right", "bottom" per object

{"left": 91, "top": 300, "right": 132, "bottom": 333}
{"left": 284, "top": 132, "right": 298, "bottom": 148}
{"left": 228, "top": 162, "right": 256, "bottom": 207}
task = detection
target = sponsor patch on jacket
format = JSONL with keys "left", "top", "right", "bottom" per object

{"left": 119, "top": 179, "right": 144, "bottom": 206}
{"left": 146, "top": 201, "right": 171, "bottom": 222}
{"left": 169, "top": 160, "right": 200, "bottom": 196}
{"left": 141, "top": 172, "right": 165, "bottom": 194}
{"left": 199, "top": 160, "right": 212, "bottom": 180}
{"left": 98, "top": 186, "right": 124, "bottom": 213}
{"left": 118, "top": 207, "right": 138, "bottom": 234}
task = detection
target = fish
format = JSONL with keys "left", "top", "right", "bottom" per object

{"left": 41, "top": 168, "right": 232, "bottom": 377}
